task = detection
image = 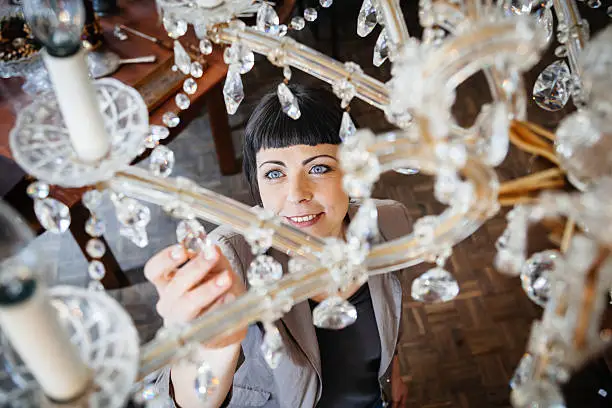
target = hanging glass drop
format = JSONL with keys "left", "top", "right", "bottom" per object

{"left": 373, "top": 28, "right": 389, "bottom": 67}
{"left": 357, "top": 0, "right": 378, "bottom": 37}
{"left": 312, "top": 296, "right": 358, "bottom": 329}
{"left": 277, "top": 82, "right": 301, "bottom": 120}
{"left": 256, "top": 3, "right": 280, "bottom": 34}
{"left": 339, "top": 111, "right": 356, "bottom": 141}
{"left": 34, "top": 198, "right": 71, "bottom": 233}
{"left": 223, "top": 66, "right": 244, "bottom": 114}
{"left": 173, "top": 40, "right": 192, "bottom": 75}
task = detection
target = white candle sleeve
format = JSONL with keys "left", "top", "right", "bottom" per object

{"left": 43, "top": 48, "right": 111, "bottom": 163}
{"left": 0, "top": 285, "right": 91, "bottom": 401}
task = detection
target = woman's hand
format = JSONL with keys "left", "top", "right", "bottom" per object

{"left": 144, "top": 244, "right": 247, "bottom": 347}
{"left": 390, "top": 354, "right": 409, "bottom": 408}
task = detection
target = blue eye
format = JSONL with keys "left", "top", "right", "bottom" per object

{"left": 265, "top": 170, "right": 284, "bottom": 179}
{"left": 310, "top": 164, "right": 330, "bottom": 174}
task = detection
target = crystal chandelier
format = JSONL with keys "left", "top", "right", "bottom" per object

{"left": 1, "top": 0, "right": 612, "bottom": 406}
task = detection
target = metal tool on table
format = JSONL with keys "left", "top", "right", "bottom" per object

{"left": 87, "top": 48, "right": 157, "bottom": 79}
{"left": 115, "top": 24, "right": 206, "bottom": 61}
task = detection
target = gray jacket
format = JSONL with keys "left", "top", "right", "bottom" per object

{"left": 150, "top": 199, "right": 413, "bottom": 407}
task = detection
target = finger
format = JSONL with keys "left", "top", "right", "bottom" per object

{"left": 181, "top": 271, "right": 234, "bottom": 320}
{"left": 144, "top": 244, "right": 189, "bottom": 286}
{"left": 164, "top": 249, "right": 221, "bottom": 297}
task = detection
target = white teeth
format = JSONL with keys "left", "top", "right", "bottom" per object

{"left": 289, "top": 214, "right": 317, "bottom": 223}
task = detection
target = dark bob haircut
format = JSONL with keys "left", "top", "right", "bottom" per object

{"left": 242, "top": 84, "right": 346, "bottom": 205}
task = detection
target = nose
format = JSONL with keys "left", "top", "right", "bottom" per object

{"left": 286, "top": 174, "right": 312, "bottom": 204}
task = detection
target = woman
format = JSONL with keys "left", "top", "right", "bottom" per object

{"left": 145, "top": 85, "right": 411, "bottom": 408}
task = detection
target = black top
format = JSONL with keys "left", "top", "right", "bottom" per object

{"left": 309, "top": 283, "right": 382, "bottom": 408}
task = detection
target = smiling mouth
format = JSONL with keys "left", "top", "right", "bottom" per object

{"left": 285, "top": 213, "right": 323, "bottom": 227}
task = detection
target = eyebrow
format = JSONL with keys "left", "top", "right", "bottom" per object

{"left": 258, "top": 154, "right": 338, "bottom": 169}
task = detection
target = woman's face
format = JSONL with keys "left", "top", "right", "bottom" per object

{"left": 256, "top": 144, "right": 349, "bottom": 239}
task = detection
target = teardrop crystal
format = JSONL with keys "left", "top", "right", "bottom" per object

{"left": 261, "top": 325, "right": 284, "bottom": 369}
{"left": 411, "top": 267, "right": 459, "bottom": 303}
{"left": 223, "top": 66, "right": 244, "bottom": 114}
{"left": 120, "top": 225, "right": 149, "bottom": 248}
{"left": 520, "top": 250, "right": 559, "bottom": 307}
{"left": 533, "top": 60, "right": 571, "bottom": 111}
{"left": 357, "top": 0, "right": 377, "bottom": 37}
{"left": 176, "top": 219, "right": 214, "bottom": 258}
{"left": 34, "top": 198, "right": 71, "bottom": 234}
{"left": 256, "top": 3, "right": 280, "bottom": 34}
{"left": 373, "top": 28, "right": 389, "bottom": 67}
{"left": 173, "top": 40, "right": 192, "bottom": 75}
{"left": 277, "top": 82, "right": 301, "bottom": 120}
{"left": 223, "top": 43, "right": 254, "bottom": 74}
{"left": 339, "top": 111, "right": 356, "bottom": 141}
{"left": 535, "top": 7, "right": 553, "bottom": 44}
{"left": 149, "top": 145, "right": 175, "bottom": 177}
{"left": 312, "top": 296, "right": 358, "bottom": 329}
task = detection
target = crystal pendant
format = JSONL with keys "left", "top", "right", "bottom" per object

{"left": 88, "top": 260, "right": 106, "bottom": 280}
{"left": 304, "top": 8, "right": 318, "bottom": 22}
{"left": 256, "top": 3, "right": 280, "bottom": 34}
{"left": 149, "top": 145, "right": 175, "bottom": 177}
{"left": 312, "top": 296, "right": 358, "bottom": 329}
{"left": 277, "top": 82, "right": 301, "bottom": 119}
{"left": 357, "top": 0, "right": 377, "bottom": 37}
{"left": 223, "top": 66, "right": 244, "bottom": 115}
{"left": 176, "top": 219, "right": 215, "bottom": 258}
{"left": 223, "top": 43, "right": 255, "bottom": 74}
{"left": 85, "top": 216, "right": 105, "bottom": 237}
{"left": 150, "top": 125, "right": 170, "bottom": 141}
{"left": 120, "top": 225, "right": 149, "bottom": 248}
{"left": 34, "top": 198, "right": 71, "bottom": 234}
{"left": 173, "top": 40, "right": 192, "bottom": 75}
{"left": 339, "top": 111, "right": 356, "bottom": 141}
{"left": 510, "top": 353, "right": 534, "bottom": 390}
{"left": 473, "top": 103, "right": 509, "bottom": 166}
{"left": 247, "top": 255, "right": 283, "bottom": 287}
{"left": 86, "top": 238, "right": 106, "bottom": 258}
{"left": 346, "top": 199, "right": 379, "bottom": 245}
{"left": 163, "top": 15, "right": 188, "bottom": 39}
{"left": 511, "top": 380, "right": 566, "bottom": 408}
{"left": 114, "top": 197, "right": 151, "bottom": 228}
{"left": 183, "top": 78, "right": 197, "bottom": 95}
{"left": 27, "top": 181, "right": 49, "bottom": 199}
{"left": 199, "top": 38, "right": 213, "bottom": 55}
{"left": 162, "top": 112, "right": 180, "bottom": 128}
{"left": 290, "top": 16, "right": 305, "bottom": 30}
{"left": 520, "top": 250, "right": 559, "bottom": 307}
{"left": 82, "top": 189, "right": 103, "bottom": 213}
{"left": 535, "top": 7, "right": 553, "bottom": 44}
{"left": 373, "top": 29, "right": 389, "bottom": 67}
{"left": 245, "top": 227, "right": 274, "bottom": 255}
{"left": 194, "top": 361, "right": 218, "bottom": 400}
{"left": 283, "top": 66, "right": 292, "bottom": 81}
{"left": 278, "top": 24, "right": 288, "bottom": 37}
{"left": 533, "top": 60, "right": 571, "bottom": 111}
{"left": 175, "top": 93, "right": 191, "bottom": 110}
{"left": 261, "top": 324, "right": 284, "bottom": 369}
{"left": 320, "top": 0, "right": 333, "bottom": 7}
{"left": 505, "top": 0, "right": 533, "bottom": 15}
{"left": 190, "top": 62, "right": 204, "bottom": 78}
{"left": 411, "top": 267, "right": 459, "bottom": 303}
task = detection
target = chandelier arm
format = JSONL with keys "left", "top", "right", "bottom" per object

{"left": 376, "top": 0, "right": 410, "bottom": 48}
{"left": 552, "top": 0, "right": 585, "bottom": 77}
{"left": 214, "top": 26, "right": 390, "bottom": 109}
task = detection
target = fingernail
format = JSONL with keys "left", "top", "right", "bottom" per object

{"left": 170, "top": 245, "right": 185, "bottom": 261}
{"left": 215, "top": 272, "right": 230, "bottom": 288}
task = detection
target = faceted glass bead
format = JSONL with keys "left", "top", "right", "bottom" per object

{"left": 257, "top": 3, "right": 280, "bottom": 34}
{"left": 533, "top": 60, "right": 571, "bottom": 111}
{"left": 411, "top": 267, "right": 459, "bottom": 303}
{"left": 373, "top": 29, "right": 389, "bottom": 67}
{"left": 88, "top": 260, "right": 106, "bottom": 280}
{"left": 304, "top": 8, "right": 318, "bottom": 22}
{"left": 278, "top": 24, "right": 288, "bottom": 37}
{"left": 320, "top": 0, "right": 333, "bottom": 7}
{"left": 88, "top": 280, "right": 105, "bottom": 291}
{"left": 183, "top": 78, "right": 198, "bottom": 95}
{"left": 149, "top": 145, "right": 175, "bottom": 177}
{"left": 82, "top": 189, "right": 103, "bottom": 212}
{"left": 261, "top": 325, "right": 284, "bottom": 369}
{"left": 120, "top": 225, "right": 149, "bottom": 248}
{"left": 247, "top": 255, "right": 283, "bottom": 287}
{"left": 150, "top": 125, "right": 170, "bottom": 140}
{"left": 173, "top": 40, "right": 191, "bottom": 75}
{"left": 194, "top": 361, "right": 218, "bottom": 400}
{"left": 175, "top": 93, "right": 191, "bottom": 110}
{"left": 34, "top": 198, "right": 71, "bottom": 234}
{"left": 223, "top": 66, "right": 244, "bottom": 115}
{"left": 162, "top": 112, "right": 180, "bottom": 128}
{"left": 199, "top": 38, "right": 213, "bottom": 55}
{"left": 357, "top": 0, "right": 377, "bottom": 37}
{"left": 27, "top": 181, "right": 49, "bottom": 199}
{"left": 163, "top": 15, "right": 187, "bottom": 39}
{"left": 277, "top": 82, "right": 301, "bottom": 119}
{"left": 339, "top": 111, "right": 356, "bottom": 141}
{"left": 176, "top": 219, "right": 214, "bottom": 258}
{"left": 85, "top": 216, "right": 105, "bottom": 237}
{"left": 554, "top": 45, "right": 567, "bottom": 58}
{"left": 588, "top": 0, "right": 601, "bottom": 8}
{"left": 86, "top": 238, "right": 106, "bottom": 258}
{"left": 312, "top": 296, "right": 357, "bottom": 329}
{"left": 223, "top": 43, "right": 254, "bottom": 74}
{"left": 290, "top": 16, "right": 305, "bottom": 30}
{"left": 520, "top": 250, "right": 559, "bottom": 307}
{"left": 114, "top": 197, "right": 151, "bottom": 228}
{"left": 190, "top": 62, "right": 204, "bottom": 78}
